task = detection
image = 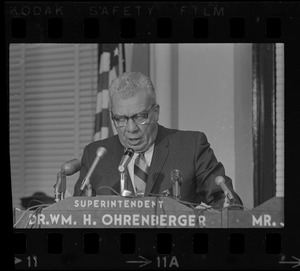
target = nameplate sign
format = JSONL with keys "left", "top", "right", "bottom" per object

{"left": 14, "top": 196, "right": 222, "bottom": 228}
{"left": 228, "top": 210, "right": 284, "bottom": 228}
{"left": 227, "top": 197, "right": 284, "bottom": 228}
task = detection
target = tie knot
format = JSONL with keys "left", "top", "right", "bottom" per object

{"left": 137, "top": 152, "right": 146, "bottom": 160}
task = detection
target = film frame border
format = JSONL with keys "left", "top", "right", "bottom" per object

{"left": 6, "top": 2, "right": 293, "bottom": 42}
{"left": 5, "top": 1, "right": 300, "bottom": 270}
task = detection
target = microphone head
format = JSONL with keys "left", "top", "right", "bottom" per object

{"left": 170, "top": 169, "right": 183, "bottom": 185}
{"left": 61, "top": 159, "right": 82, "bottom": 176}
{"left": 118, "top": 165, "right": 125, "bottom": 173}
{"left": 96, "top": 147, "right": 107, "bottom": 158}
{"left": 215, "top": 176, "right": 225, "bottom": 186}
{"left": 124, "top": 148, "right": 134, "bottom": 157}
{"left": 118, "top": 148, "right": 135, "bottom": 173}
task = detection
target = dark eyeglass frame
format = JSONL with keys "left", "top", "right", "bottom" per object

{"left": 111, "top": 104, "right": 157, "bottom": 127}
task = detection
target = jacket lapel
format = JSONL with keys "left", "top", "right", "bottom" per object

{"left": 145, "top": 125, "right": 169, "bottom": 195}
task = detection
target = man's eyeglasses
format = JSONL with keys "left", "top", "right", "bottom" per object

{"left": 111, "top": 104, "right": 157, "bottom": 127}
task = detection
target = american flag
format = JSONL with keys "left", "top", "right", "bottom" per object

{"left": 94, "top": 44, "right": 125, "bottom": 141}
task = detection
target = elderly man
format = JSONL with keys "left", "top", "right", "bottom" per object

{"left": 74, "top": 72, "right": 242, "bottom": 209}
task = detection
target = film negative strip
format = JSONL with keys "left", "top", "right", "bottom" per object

{"left": 5, "top": 1, "right": 300, "bottom": 270}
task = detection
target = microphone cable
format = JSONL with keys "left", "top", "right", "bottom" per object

{"left": 13, "top": 203, "right": 51, "bottom": 228}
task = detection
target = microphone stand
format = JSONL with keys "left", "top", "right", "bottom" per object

{"left": 118, "top": 148, "right": 135, "bottom": 197}
{"left": 173, "top": 180, "right": 181, "bottom": 199}
{"left": 223, "top": 190, "right": 234, "bottom": 208}
{"left": 120, "top": 172, "right": 125, "bottom": 195}
{"left": 171, "top": 169, "right": 183, "bottom": 200}
{"left": 80, "top": 178, "right": 93, "bottom": 197}
{"left": 54, "top": 171, "right": 66, "bottom": 202}
{"left": 79, "top": 147, "right": 107, "bottom": 197}
{"left": 120, "top": 171, "right": 136, "bottom": 197}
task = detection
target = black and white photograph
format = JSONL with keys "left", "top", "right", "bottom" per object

{"left": 10, "top": 43, "right": 284, "bottom": 229}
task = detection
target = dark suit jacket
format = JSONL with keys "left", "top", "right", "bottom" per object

{"left": 74, "top": 125, "right": 242, "bottom": 208}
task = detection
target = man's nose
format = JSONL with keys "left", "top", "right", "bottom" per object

{"left": 126, "top": 118, "right": 139, "bottom": 132}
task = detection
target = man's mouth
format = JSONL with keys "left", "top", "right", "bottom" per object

{"left": 128, "top": 138, "right": 141, "bottom": 144}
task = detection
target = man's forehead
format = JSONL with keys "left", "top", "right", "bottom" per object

{"left": 111, "top": 94, "right": 149, "bottom": 115}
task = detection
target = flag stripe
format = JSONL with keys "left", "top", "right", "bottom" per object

{"left": 100, "top": 127, "right": 109, "bottom": 139}
{"left": 94, "top": 109, "right": 111, "bottom": 133}
{"left": 94, "top": 44, "right": 125, "bottom": 141}
{"left": 99, "top": 52, "right": 111, "bottom": 73}
{"left": 98, "top": 71, "right": 109, "bottom": 93}
{"left": 101, "top": 89, "right": 109, "bottom": 108}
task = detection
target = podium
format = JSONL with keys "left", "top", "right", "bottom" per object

{"left": 13, "top": 196, "right": 283, "bottom": 228}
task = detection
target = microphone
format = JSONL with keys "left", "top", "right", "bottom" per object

{"left": 171, "top": 169, "right": 183, "bottom": 199}
{"left": 61, "top": 159, "right": 82, "bottom": 176}
{"left": 162, "top": 189, "right": 171, "bottom": 197}
{"left": 118, "top": 148, "right": 134, "bottom": 197}
{"left": 118, "top": 148, "right": 134, "bottom": 173}
{"left": 54, "top": 159, "right": 81, "bottom": 202}
{"left": 80, "top": 147, "right": 107, "bottom": 191}
{"left": 215, "top": 176, "right": 234, "bottom": 207}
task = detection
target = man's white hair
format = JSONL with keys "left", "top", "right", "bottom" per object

{"left": 109, "top": 72, "right": 156, "bottom": 108}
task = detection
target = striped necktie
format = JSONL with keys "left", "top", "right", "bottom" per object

{"left": 134, "top": 153, "right": 149, "bottom": 195}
